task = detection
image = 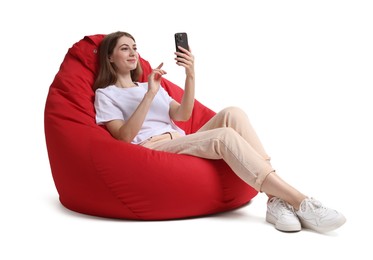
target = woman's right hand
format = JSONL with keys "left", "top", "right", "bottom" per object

{"left": 147, "top": 62, "right": 167, "bottom": 96}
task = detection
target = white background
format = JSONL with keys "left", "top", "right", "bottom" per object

{"left": 1, "top": 0, "right": 372, "bottom": 259}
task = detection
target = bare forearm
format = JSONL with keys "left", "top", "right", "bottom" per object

{"left": 172, "top": 75, "right": 195, "bottom": 121}
{"left": 181, "top": 75, "right": 195, "bottom": 118}
{"left": 117, "top": 92, "right": 154, "bottom": 142}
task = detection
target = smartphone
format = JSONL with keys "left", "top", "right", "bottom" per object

{"left": 174, "top": 32, "right": 189, "bottom": 53}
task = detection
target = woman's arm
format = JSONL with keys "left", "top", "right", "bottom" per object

{"left": 105, "top": 64, "right": 166, "bottom": 143}
{"left": 169, "top": 46, "right": 195, "bottom": 122}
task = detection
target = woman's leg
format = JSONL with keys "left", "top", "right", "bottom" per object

{"left": 199, "top": 107, "right": 307, "bottom": 206}
{"left": 142, "top": 106, "right": 306, "bottom": 207}
{"left": 198, "top": 106, "right": 272, "bottom": 163}
{"left": 142, "top": 127, "right": 273, "bottom": 191}
{"left": 141, "top": 108, "right": 345, "bottom": 232}
{"left": 261, "top": 172, "right": 306, "bottom": 210}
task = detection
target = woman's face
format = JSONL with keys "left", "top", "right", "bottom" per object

{"left": 109, "top": 36, "right": 138, "bottom": 74}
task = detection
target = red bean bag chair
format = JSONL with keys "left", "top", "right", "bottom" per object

{"left": 44, "top": 34, "right": 258, "bottom": 220}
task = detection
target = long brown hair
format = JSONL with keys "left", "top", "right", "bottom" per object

{"left": 93, "top": 31, "right": 143, "bottom": 90}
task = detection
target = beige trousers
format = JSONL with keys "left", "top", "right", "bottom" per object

{"left": 140, "top": 106, "right": 275, "bottom": 191}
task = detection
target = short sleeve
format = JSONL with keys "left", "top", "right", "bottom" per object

{"left": 94, "top": 89, "right": 124, "bottom": 125}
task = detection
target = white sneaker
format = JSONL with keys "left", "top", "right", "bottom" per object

{"left": 266, "top": 197, "right": 301, "bottom": 232}
{"left": 296, "top": 197, "right": 346, "bottom": 233}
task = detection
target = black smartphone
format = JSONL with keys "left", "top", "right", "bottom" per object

{"left": 174, "top": 32, "right": 189, "bottom": 53}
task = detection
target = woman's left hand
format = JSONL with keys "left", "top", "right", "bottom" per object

{"left": 175, "top": 46, "right": 194, "bottom": 77}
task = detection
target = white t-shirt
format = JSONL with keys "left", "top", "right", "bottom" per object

{"left": 94, "top": 82, "right": 185, "bottom": 144}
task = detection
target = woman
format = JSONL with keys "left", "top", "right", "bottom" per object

{"left": 93, "top": 31, "right": 346, "bottom": 233}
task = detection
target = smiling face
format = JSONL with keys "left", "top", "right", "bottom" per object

{"left": 109, "top": 35, "right": 139, "bottom": 74}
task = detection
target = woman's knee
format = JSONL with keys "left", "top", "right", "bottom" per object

{"left": 220, "top": 106, "right": 248, "bottom": 119}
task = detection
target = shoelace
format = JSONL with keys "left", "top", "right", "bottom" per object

{"left": 302, "top": 198, "right": 328, "bottom": 217}
{"left": 274, "top": 198, "right": 295, "bottom": 215}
